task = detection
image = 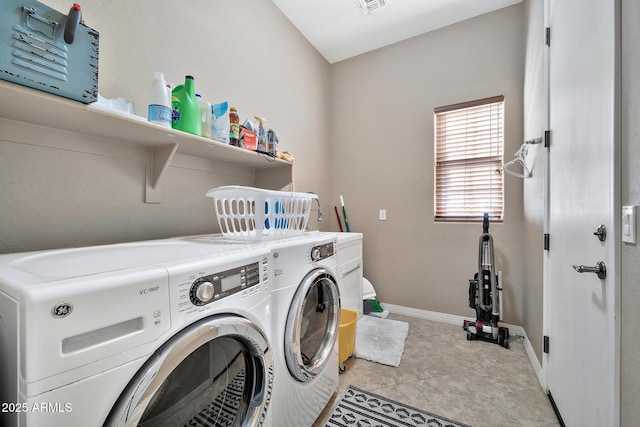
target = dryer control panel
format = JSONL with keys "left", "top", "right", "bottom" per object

{"left": 189, "top": 261, "right": 262, "bottom": 306}
{"left": 310, "top": 242, "right": 335, "bottom": 262}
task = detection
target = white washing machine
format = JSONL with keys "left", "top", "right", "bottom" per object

{"left": 0, "top": 237, "right": 273, "bottom": 427}
{"left": 265, "top": 232, "right": 340, "bottom": 427}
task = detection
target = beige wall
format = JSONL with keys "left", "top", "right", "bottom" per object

{"left": 7, "top": 2, "right": 640, "bottom": 421}
{"left": 328, "top": 5, "right": 526, "bottom": 323}
{"left": 620, "top": 0, "right": 640, "bottom": 423}
{"left": 522, "top": 0, "right": 545, "bottom": 364}
{"left": 0, "top": 0, "right": 331, "bottom": 253}
{"left": 2, "top": 2, "right": 533, "bottom": 333}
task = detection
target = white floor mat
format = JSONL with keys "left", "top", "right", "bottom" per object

{"left": 354, "top": 315, "right": 409, "bottom": 367}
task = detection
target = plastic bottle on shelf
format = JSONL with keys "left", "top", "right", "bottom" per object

{"left": 171, "top": 75, "right": 202, "bottom": 136}
{"left": 254, "top": 116, "right": 268, "bottom": 153}
{"left": 147, "top": 72, "right": 172, "bottom": 128}
{"left": 196, "top": 94, "right": 212, "bottom": 138}
{"left": 229, "top": 107, "right": 240, "bottom": 146}
{"left": 267, "top": 128, "right": 278, "bottom": 156}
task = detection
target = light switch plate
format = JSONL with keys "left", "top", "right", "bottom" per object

{"left": 379, "top": 209, "right": 387, "bottom": 221}
{"left": 622, "top": 205, "right": 637, "bottom": 244}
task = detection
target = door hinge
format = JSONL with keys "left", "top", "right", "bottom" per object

{"left": 544, "top": 335, "right": 550, "bottom": 353}
{"left": 544, "top": 233, "right": 550, "bottom": 251}
{"left": 544, "top": 130, "right": 551, "bottom": 148}
{"left": 545, "top": 27, "right": 551, "bottom": 46}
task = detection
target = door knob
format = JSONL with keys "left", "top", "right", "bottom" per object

{"left": 571, "top": 261, "right": 606, "bottom": 280}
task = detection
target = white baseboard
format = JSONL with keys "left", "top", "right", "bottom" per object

{"left": 381, "top": 302, "right": 545, "bottom": 389}
{"left": 519, "top": 327, "right": 546, "bottom": 389}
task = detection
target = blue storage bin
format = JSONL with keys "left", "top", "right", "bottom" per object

{"left": 0, "top": 0, "right": 99, "bottom": 103}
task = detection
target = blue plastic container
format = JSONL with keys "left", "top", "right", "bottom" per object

{"left": 0, "top": 0, "right": 99, "bottom": 103}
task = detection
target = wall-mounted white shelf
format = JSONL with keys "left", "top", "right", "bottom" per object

{"left": 0, "top": 80, "right": 293, "bottom": 202}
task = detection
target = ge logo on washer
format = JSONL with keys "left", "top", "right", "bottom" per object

{"left": 52, "top": 302, "right": 73, "bottom": 318}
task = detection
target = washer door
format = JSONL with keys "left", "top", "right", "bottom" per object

{"left": 105, "top": 315, "right": 272, "bottom": 427}
{"left": 285, "top": 268, "right": 340, "bottom": 382}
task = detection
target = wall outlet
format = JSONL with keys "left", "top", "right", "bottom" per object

{"left": 379, "top": 209, "right": 387, "bottom": 221}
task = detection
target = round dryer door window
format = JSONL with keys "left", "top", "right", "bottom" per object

{"left": 285, "top": 268, "right": 340, "bottom": 382}
{"left": 105, "top": 315, "right": 272, "bottom": 427}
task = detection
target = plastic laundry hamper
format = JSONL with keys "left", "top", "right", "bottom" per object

{"left": 338, "top": 308, "right": 358, "bottom": 373}
{"left": 205, "top": 186, "right": 317, "bottom": 241}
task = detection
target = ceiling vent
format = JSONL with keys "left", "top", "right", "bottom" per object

{"left": 355, "top": 0, "right": 387, "bottom": 15}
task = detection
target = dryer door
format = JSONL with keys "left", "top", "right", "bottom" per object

{"left": 285, "top": 268, "right": 340, "bottom": 382}
{"left": 105, "top": 315, "right": 272, "bottom": 427}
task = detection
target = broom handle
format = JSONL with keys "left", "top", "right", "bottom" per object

{"left": 340, "top": 195, "right": 351, "bottom": 232}
{"left": 334, "top": 206, "right": 344, "bottom": 232}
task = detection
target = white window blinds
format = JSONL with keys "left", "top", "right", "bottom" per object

{"left": 434, "top": 96, "right": 504, "bottom": 222}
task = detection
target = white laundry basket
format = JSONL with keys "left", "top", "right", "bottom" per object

{"left": 206, "top": 186, "right": 318, "bottom": 241}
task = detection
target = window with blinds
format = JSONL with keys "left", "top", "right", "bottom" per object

{"left": 434, "top": 96, "right": 504, "bottom": 222}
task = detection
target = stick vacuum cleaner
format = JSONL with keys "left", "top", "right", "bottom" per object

{"left": 463, "top": 213, "right": 510, "bottom": 348}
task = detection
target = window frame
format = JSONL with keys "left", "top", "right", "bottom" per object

{"left": 433, "top": 95, "right": 505, "bottom": 223}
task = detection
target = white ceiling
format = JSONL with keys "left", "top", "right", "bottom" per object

{"left": 271, "top": 0, "right": 522, "bottom": 64}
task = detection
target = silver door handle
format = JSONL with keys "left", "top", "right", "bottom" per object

{"left": 571, "top": 261, "right": 606, "bottom": 280}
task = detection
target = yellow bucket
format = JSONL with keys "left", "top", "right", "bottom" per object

{"left": 338, "top": 308, "right": 359, "bottom": 365}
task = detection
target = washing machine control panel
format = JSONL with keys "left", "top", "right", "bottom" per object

{"left": 310, "top": 242, "right": 335, "bottom": 262}
{"left": 189, "top": 261, "right": 261, "bottom": 306}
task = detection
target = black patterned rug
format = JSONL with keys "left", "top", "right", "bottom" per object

{"left": 325, "top": 386, "right": 472, "bottom": 427}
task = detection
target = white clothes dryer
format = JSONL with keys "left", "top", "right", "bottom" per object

{"left": 0, "top": 237, "right": 273, "bottom": 427}
{"left": 265, "top": 232, "right": 340, "bottom": 427}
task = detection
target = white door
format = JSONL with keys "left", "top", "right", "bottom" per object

{"left": 545, "top": 0, "right": 619, "bottom": 426}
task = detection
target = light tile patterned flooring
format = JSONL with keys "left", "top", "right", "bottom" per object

{"left": 313, "top": 313, "right": 560, "bottom": 427}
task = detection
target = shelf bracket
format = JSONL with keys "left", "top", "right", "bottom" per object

{"left": 145, "top": 143, "right": 179, "bottom": 203}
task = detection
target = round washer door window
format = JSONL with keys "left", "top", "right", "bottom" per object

{"left": 285, "top": 268, "right": 340, "bottom": 382}
{"left": 105, "top": 315, "right": 272, "bottom": 427}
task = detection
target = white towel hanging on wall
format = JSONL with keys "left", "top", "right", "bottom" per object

{"left": 503, "top": 137, "right": 542, "bottom": 178}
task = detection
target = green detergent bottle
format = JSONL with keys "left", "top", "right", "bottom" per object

{"left": 171, "top": 75, "right": 202, "bottom": 136}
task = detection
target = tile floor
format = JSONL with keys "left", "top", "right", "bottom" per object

{"left": 312, "top": 313, "right": 560, "bottom": 427}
